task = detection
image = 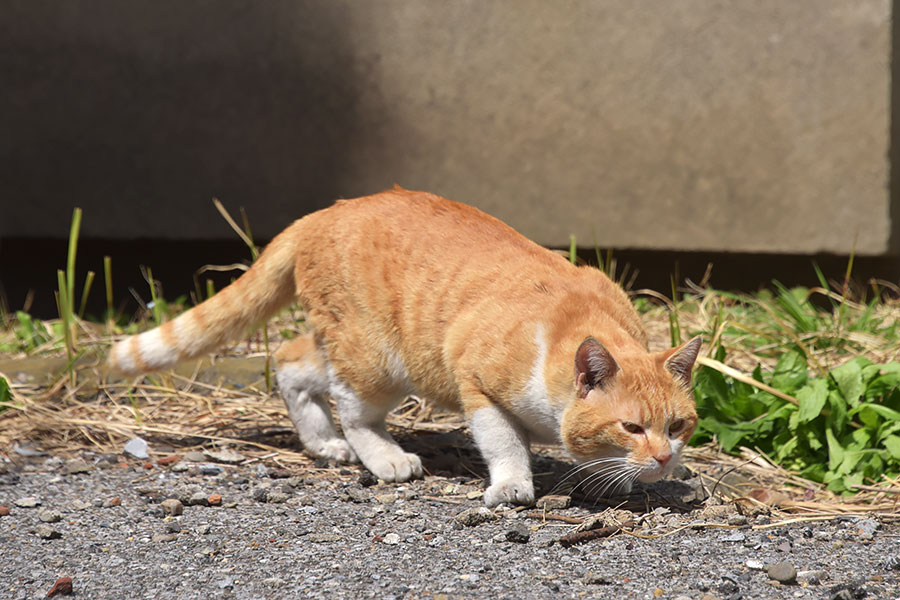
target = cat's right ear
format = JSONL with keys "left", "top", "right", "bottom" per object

{"left": 574, "top": 337, "right": 620, "bottom": 398}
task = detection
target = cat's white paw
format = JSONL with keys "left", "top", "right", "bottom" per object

{"left": 365, "top": 451, "right": 424, "bottom": 482}
{"left": 308, "top": 439, "right": 358, "bottom": 463}
{"left": 484, "top": 478, "right": 535, "bottom": 507}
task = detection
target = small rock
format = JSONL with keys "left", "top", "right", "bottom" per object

{"left": 170, "top": 462, "right": 190, "bottom": 473}
{"left": 208, "top": 494, "right": 222, "bottom": 506}
{"left": 382, "top": 532, "right": 401, "bottom": 545}
{"left": 45, "top": 576, "right": 73, "bottom": 597}
{"left": 160, "top": 499, "right": 184, "bottom": 516}
{"left": 583, "top": 574, "right": 614, "bottom": 585}
{"left": 375, "top": 493, "right": 398, "bottom": 505}
{"left": 454, "top": 507, "right": 499, "bottom": 528}
{"left": 123, "top": 437, "right": 149, "bottom": 459}
{"left": 183, "top": 451, "right": 206, "bottom": 462}
{"left": 855, "top": 518, "right": 879, "bottom": 540}
{"left": 357, "top": 471, "right": 378, "bottom": 487}
{"left": 14, "top": 496, "right": 40, "bottom": 508}
{"left": 198, "top": 464, "right": 225, "bottom": 476}
{"left": 766, "top": 561, "right": 797, "bottom": 585}
{"left": 252, "top": 487, "right": 270, "bottom": 503}
{"left": 745, "top": 558, "right": 764, "bottom": 570}
{"left": 69, "top": 499, "right": 91, "bottom": 511}
{"left": 36, "top": 525, "right": 62, "bottom": 539}
{"left": 726, "top": 514, "right": 748, "bottom": 526}
{"left": 505, "top": 524, "right": 530, "bottom": 543}
{"left": 217, "top": 577, "right": 234, "bottom": 590}
{"left": 156, "top": 454, "right": 180, "bottom": 466}
{"left": 104, "top": 496, "right": 122, "bottom": 507}
{"left": 268, "top": 468, "right": 291, "bottom": 479}
{"left": 797, "top": 570, "right": 827, "bottom": 585}
{"left": 0, "top": 506, "right": 9, "bottom": 516}
{"left": 813, "top": 530, "right": 832, "bottom": 541}
{"left": 152, "top": 533, "right": 178, "bottom": 542}
{"left": 720, "top": 531, "right": 746, "bottom": 543}
{"left": 536, "top": 495, "right": 571, "bottom": 510}
{"left": 699, "top": 595, "right": 723, "bottom": 600}
{"left": 187, "top": 492, "right": 209, "bottom": 507}
{"left": 344, "top": 489, "right": 370, "bottom": 503}
{"left": 196, "top": 523, "right": 211, "bottom": 535}
{"left": 165, "top": 521, "right": 182, "bottom": 533}
{"left": 38, "top": 509, "right": 63, "bottom": 523}
{"left": 267, "top": 492, "right": 290, "bottom": 504}
{"left": 204, "top": 448, "right": 245, "bottom": 464}
{"left": 64, "top": 459, "right": 91, "bottom": 474}
{"left": 466, "top": 490, "right": 484, "bottom": 500}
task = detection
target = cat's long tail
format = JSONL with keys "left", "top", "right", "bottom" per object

{"left": 106, "top": 221, "right": 302, "bottom": 374}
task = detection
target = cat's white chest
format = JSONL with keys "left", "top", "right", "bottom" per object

{"left": 513, "top": 324, "right": 561, "bottom": 444}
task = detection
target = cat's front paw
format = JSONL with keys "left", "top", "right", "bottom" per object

{"left": 365, "top": 451, "right": 424, "bottom": 482}
{"left": 308, "top": 439, "right": 359, "bottom": 463}
{"left": 484, "top": 479, "right": 535, "bottom": 507}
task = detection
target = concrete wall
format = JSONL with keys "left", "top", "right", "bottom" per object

{"left": 0, "top": 0, "right": 894, "bottom": 255}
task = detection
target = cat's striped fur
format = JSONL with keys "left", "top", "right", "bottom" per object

{"left": 108, "top": 187, "right": 701, "bottom": 506}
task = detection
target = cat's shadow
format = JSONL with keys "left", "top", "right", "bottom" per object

{"left": 397, "top": 429, "right": 706, "bottom": 515}
{"left": 239, "top": 426, "right": 704, "bottom": 515}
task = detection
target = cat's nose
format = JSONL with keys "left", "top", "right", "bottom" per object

{"left": 654, "top": 454, "right": 672, "bottom": 467}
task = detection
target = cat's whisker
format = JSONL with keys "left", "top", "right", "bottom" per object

{"left": 548, "top": 457, "right": 628, "bottom": 496}
{"left": 564, "top": 460, "right": 627, "bottom": 496}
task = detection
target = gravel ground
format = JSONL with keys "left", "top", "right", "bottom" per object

{"left": 2, "top": 444, "right": 898, "bottom": 600}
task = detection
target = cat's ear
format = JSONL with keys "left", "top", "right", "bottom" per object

{"left": 574, "top": 337, "right": 620, "bottom": 398}
{"left": 661, "top": 336, "right": 702, "bottom": 386}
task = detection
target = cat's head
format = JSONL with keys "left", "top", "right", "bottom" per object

{"left": 560, "top": 336, "right": 701, "bottom": 495}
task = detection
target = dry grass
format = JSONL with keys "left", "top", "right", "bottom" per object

{"left": 2, "top": 286, "right": 900, "bottom": 519}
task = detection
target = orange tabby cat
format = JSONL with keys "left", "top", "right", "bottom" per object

{"left": 108, "top": 187, "right": 701, "bottom": 506}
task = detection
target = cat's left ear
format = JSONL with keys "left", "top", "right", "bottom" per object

{"left": 574, "top": 337, "right": 620, "bottom": 398}
{"left": 661, "top": 336, "right": 702, "bottom": 386}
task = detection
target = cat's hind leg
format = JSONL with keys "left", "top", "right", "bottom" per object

{"left": 274, "top": 335, "right": 357, "bottom": 463}
{"left": 332, "top": 380, "right": 424, "bottom": 482}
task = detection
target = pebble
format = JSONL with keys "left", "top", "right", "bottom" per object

{"left": 720, "top": 531, "right": 745, "bottom": 543}
{"left": 357, "top": 471, "right": 378, "bottom": 488}
{"left": 152, "top": 534, "right": 178, "bottom": 543}
{"left": 726, "top": 514, "right": 748, "bottom": 526}
{"left": 267, "top": 492, "right": 290, "bottom": 504}
{"left": 536, "top": 495, "right": 571, "bottom": 510}
{"left": 156, "top": 455, "right": 180, "bottom": 466}
{"left": 45, "top": 576, "right": 73, "bottom": 597}
{"left": 15, "top": 496, "right": 40, "bottom": 508}
{"left": 466, "top": 490, "right": 484, "bottom": 500}
{"left": 454, "top": 507, "right": 500, "bottom": 528}
{"left": 797, "top": 569, "right": 827, "bottom": 585}
{"left": 252, "top": 487, "right": 270, "bottom": 502}
{"left": 183, "top": 451, "right": 206, "bottom": 462}
{"left": 161, "top": 499, "right": 184, "bottom": 516}
{"left": 123, "top": 437, "right": 149, "bottom": 459}
{"left": 208, "top": 494, "right": 222, "bottom": 506}
{"left": 165, "top": 521, "right": 182, "bottom": 533}
{"left": 745, "top": 559, "right": 765, "bottom": 570}
{"left": 38, "top": 509, "right": 63, "bottom": 523}
{"left": 199, "top": 464, "right": 225, "bottom": 476}
{"left": 204, "top": 448, "right": 245, "bottom": 464}
{"left": 505, "top": 524, "right": 530, "bottom": 543}
{"left": 855, "top": 518, "right": 879, "bottom": 540}
{"left": 0, "top": 505, "right": 9, "bottom": 516}
{"left": 104, "top": 496, "right": 122, "bottom": 507}
{"left": 36, "top": 525, "right": 62, "bottom": 539}
{"left": 196, "top": 523, "right": 212, "bottom": 535}
{"left": 767, "top": 561, "right": 797, "bottom": 585}
{"left": 171, "top": 462, "right": 190, "bottom": 473}
{"left": 375, "top": 493, "right": 398, "bottom": 505}
{"left": 188, "top": 492, "right": 209, "bottom": 506}
{"left": 382, "top": 532, "right": 401, "bottom": 545}
{"left": 69, "top": 499, "right": 91, "bottom": 511}
{"left": 64, "top": 458, "right": 91, "bottom": 474}
{"left": 344, "top": 489, "right": 370, "bottom": 503}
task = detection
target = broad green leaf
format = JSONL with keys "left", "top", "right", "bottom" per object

{"left": 825, "top": 428, "right": 844, "bottom": 472}
{"left": 0, "top": 377, "right": 8, "bottom": 404}
{"left": 851, "top": 403, "right": 900, "bottom": 422}
{"left": 796, "top": 379, "right": 828, "bottom": 423}
{"left": 884, "top": 435, "right": 900, "bottom": 460}
{"left": 830, "top": 359, "right": 864, "bottom": 407}
{"left": 770, "top": 349, "right": 808, "bottom": 393}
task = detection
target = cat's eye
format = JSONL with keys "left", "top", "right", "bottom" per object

{"left": 669, "top": 419, "right": 686, "bottom": 435}
{"left": 622, "top": 422, "right": 644, "bottom": 435}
